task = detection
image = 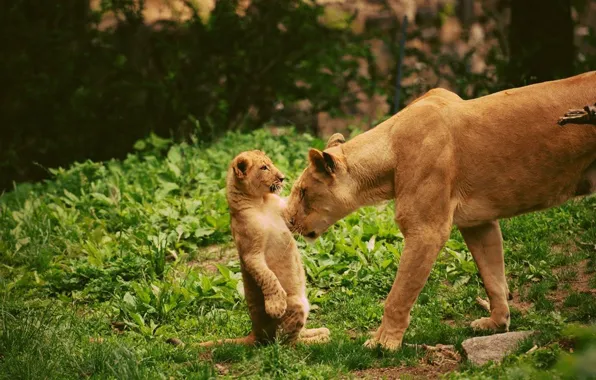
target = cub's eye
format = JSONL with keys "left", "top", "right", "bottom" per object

{"left": 260, "top": 165, "right": 269, "bottom": 171}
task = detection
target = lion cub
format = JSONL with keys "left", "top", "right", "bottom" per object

{"left": 200, "top": 150, "right": 329, "bottom": 347}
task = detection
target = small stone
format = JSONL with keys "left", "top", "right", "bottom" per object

{"left": 462, "top": 331, "right": 535, "bottom": 366}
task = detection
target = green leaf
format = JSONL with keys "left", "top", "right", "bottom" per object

{"left": 216, "top": 263, "right": 231, "bottom": 280}
{"left": 130, "top": 312, "right": 145, "bottom": 327}
{"left": 91, "top": 192, "right": 113, "bottom": 205}
{"left": 123, "top": 292, "right": 137, "bottom": 309}
{"left": 200, "top": 275, "right": 212, "bottom": 292}
{"left": 155, "top": 182, "right": 179, "bottom": 200}
{"left": 167, "top": 146, "right": 182, "bottom": 164}
{"left": 63, "top": 189, "right": 80, "bottom": 204}
{"left": 133, "top": 140, "right": 147, "bottom": 150}
{"left": 194, "top": 227, "right": 214, "bottom": 238}
{"left": 167, "top": 162, "right": 181, "bottom": 178}
{"left": 236, "top": 280, "right": 245, "bottom": 298}
{"left": 366, "top": 235, "right": 376, "bottom": 252}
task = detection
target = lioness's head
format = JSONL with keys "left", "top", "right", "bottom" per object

{"left": 227, "top": 150, "right": 286, "bottom": 197}
{"left": 285, "top": 133, "right": 356, "bottom": 240}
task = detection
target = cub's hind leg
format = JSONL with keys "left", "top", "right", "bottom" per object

{"left": 298, "top": 327, "right": 330, "bottom": 344}
{"left": 200, "top": 271, "right": 278, "bottom": 347}
{"left": 279, "top": 296, "right": 308, "bottom": 345}
{"left": 243, "top": 269, "right": 279, "bottom": 344}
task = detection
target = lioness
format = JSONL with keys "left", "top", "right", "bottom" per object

{"left": 200, "top": 150, "right": 329, "bottom": 347}
{"left": 284, "top": 71, "right": 596, "bottom": 350}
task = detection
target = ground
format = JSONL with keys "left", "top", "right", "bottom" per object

{"left": 0, "top": 128, "right": 595, "bottom": 379}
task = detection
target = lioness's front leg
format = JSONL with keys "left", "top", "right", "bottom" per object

{"left": 459, "top": 221, "right": 510, "bottom": 331}
{"left": 365, "top": 225, "right": 450, "bottom": 350}
{"left": 364, "top": 144, "right": 456, "bottom": 351}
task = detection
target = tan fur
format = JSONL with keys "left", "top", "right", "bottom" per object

{"left": 200, "top": 150, "right": 329, "bottom": 347}
{"left": 284, "top": 72, "right": 596, "bottom": 350}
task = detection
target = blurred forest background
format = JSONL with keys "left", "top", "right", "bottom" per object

{"left": 1, "top": 0, "right": 595, "bottom": 191}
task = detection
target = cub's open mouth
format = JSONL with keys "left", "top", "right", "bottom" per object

{"left": 305, "top": 231, "right": 317, "bottom": 239}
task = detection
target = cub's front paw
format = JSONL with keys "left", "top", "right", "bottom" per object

{"left": 265, "top": 291, "right": 287, "bottom": 319}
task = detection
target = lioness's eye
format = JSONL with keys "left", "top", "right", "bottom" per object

{"left": 260, "top": 165, "right": 269, "bottom": 171}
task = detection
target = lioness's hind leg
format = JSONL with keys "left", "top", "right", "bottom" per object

{"left": 459, "top": 221, "right": 510, "bottom": 331}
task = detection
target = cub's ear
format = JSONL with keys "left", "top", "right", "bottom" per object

{"left": 233, "top": 155, "right": 251, "bottom": 179}
{"left": 308, "top": 148, "right": 339, "bottom": 176}
{"left": 325, "top": 133, "right": 346, "bottom": 149}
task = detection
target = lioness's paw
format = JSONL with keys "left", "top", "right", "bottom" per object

{"left": 471, "top": 317, "right": 509, "bottom": 332}
{"left": 364, "top": 327, "right": 403, "bottom": 351}
{"left": 265, "top": 292, "right": 287, "bottom": 318}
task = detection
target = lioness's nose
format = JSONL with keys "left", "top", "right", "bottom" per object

{"left": 278, "top": 176, "right": 285, "bottom": 182}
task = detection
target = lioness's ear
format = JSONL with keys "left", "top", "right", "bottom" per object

{"left": 326, "top": 133, "right": 346, "bottom": 149}
{"left": 308, "top": 148, "right": 338, "bottom": 175}
{"left": 233, "top": 155, "right": 251, "bottom": 179}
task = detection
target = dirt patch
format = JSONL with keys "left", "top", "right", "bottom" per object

{"left": 510, "top": 290, "right": 534, "bottom": 314}
{"left": 550, "top": 242, "right": 580, "bottom": 256}
{"left": 352, "top": 364, "right": 456, "bottom": 379}
{"left": 352, "top": 344, "right": 460, "bottom": 379}
{"left": 509, "top": 259, "right": 595, "bottom": 312}
{"left": 353, "top": 361, "right": 458, "bottom": 380}
{"left": 554, "top": 259, "right": 593, "bottom": 294}
{"left": 188, "top": 244, "right": 237, "bottom": 273}
{"left": 550, "top": 259, "right": 596, "bottom": 306}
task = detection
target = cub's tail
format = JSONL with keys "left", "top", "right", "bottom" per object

{"left": 197, "top": 333, "right": 256, "bottom": 348}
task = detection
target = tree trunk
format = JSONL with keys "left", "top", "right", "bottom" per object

{"left": 457, "top": 0, "right": 474, "bottom": 27}
{"left": 507, "top": 0, "right": 574, "bottom": 86}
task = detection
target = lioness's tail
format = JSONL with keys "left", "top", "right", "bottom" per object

{"left": 197, "top": 334, "right": 256, "bottom": 348}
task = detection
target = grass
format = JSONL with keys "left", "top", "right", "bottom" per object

{"left": 0, "top": 127, "right": 595, "bottom": 379}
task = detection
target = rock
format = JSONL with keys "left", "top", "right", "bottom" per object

{"left": 462, "top": 331, "right": 535, "bottom": 366}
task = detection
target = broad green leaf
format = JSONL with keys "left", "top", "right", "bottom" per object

{"left": 123, "top": 292, "right": 136, "bottom": 309}
{"left": 195, "top": 227, "right": 214, "bottom": 238}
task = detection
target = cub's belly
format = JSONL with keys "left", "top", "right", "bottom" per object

{"left": 264, "top": 229, "right": 305, "bottom": 294}
{"left": 264, "top": 229, "right": 298, "bottom": 268}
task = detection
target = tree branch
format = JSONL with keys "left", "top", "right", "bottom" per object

{"left": 558, "top": 103, "right": 596, "bottom": 126}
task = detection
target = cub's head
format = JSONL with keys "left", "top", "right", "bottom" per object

{"left": 227, "top": 150, "right": 286, "bottom": 197}
{"left": 285, "top": 133, "right": 357, "bottom": 240}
